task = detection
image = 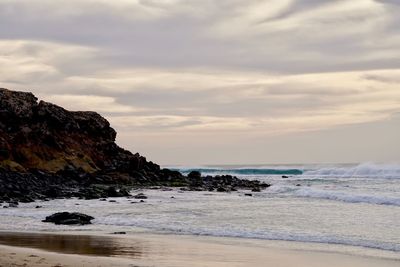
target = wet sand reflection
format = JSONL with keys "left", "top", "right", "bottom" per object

{"left": 0, "top": 232, "right": 144, "bottom": 258}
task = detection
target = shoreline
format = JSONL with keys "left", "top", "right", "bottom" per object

{"left": 0, "top": 231, "right": 399, "bottom": 267}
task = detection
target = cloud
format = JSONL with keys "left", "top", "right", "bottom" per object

{"left": 43, "top": 94, "right": 142, "bottom": 114}
{"left": 1, "top": 37, "right": 400, "bottom": 134}
{"left": 1, "top": 0, "right": 399, "bottom": 163}
{"left": 1, "top": 0, "right": 399, "bottom": 73}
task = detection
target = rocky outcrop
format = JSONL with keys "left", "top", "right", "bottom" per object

{"left": 0, "top": 88, "right": 160, "bottom": 178}
{"left": 0, "top": 88, "right": 269, "bottom": 203}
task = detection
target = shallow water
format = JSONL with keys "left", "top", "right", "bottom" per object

{"left": 0, "top": 232, "right": 144, "bottom": 258}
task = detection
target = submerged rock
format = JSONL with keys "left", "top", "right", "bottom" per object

{"left": 42, "top": 212, "right": 94, "bottom": 225}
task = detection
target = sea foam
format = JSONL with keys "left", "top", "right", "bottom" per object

{"left": 303, "top": 162, "right": 400, "bottom": 178}
{"left": 294, "top": 187, "right": 400, "bottom": 206}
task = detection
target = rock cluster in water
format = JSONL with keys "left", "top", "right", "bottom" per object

{"left": 0, "top": 88, "right": 270, "bottom": 204}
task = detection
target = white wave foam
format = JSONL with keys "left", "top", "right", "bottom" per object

{"left": 294, "top": 187, "right": 400, "bottom": 206}
{"left": 303, "top": 162, "right": 400, "bottom": 178}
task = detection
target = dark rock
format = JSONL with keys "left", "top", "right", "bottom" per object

{"left": 106, "top": 186, "right": 119, "bottom": 197}
{"left": 0, "top": 88, "right": 273, "bottom": 202}
{"left": 134, "top": 193, "right": 147, "bottom": 199}
{"left": 0, "top": 88, "right": 163, "bottom": 183}
{"left": 188, "top": 171, "right": 201, "bottom": 179}
{"left": 43, "top": 212, "right": 94, "bottom": 225}
{"left": 8, "top": 202, "right": 18, "bottom": 208}
{"left": 112, "top": 232, "right": 126, "bottom": 235}
{"left": 282, "top": 175, "right": 289, "bottom": 178}
{"left": 244, "top": 193, "right": 253, "bottom": 196}
{"left": 35, "top": 205, "right": 43, "bottom": 208}
{"left": 118, "top": 188, "right": 130, "bottom": 196}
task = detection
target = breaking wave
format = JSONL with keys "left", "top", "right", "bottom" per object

{"left": 174, "top": 168, "right": 303, "bottom": 176}
{"left": 172, "top": 163, "right": 400, "bottom": 178}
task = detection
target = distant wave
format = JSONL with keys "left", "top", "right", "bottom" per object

{"left": 171, "top": 162, "right": 400, "bottom": 178}
{"left": 173, "top": 168, "right": 303, "bottom": 176}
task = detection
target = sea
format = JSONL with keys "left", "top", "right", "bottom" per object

{"left": 0, "top": 162, "right": 399, "bottom": 259}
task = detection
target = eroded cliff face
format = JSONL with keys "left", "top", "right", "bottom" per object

{"left": 0, "top": 88, "right": 159, "bottom": 177}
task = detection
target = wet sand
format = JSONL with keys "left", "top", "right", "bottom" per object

{"left": 0, "top": 232, "right": 399, "bottom": 267}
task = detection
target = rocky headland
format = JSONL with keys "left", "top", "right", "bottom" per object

{"left": 0, "top": 88, "right": 269, "bottom": 205}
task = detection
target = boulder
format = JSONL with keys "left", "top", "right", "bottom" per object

{"left": 134, "top": 193, "right": 148, "bottom": 199}
{"left": 42, "top": 212, "right": 94, "bottom": 225}
{"left": 188, "top": 171, "right": 201, "bottom": 179}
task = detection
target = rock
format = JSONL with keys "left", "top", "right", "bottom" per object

{"left": 112, "top": 232, "right": 126, "bottom": 235}
{"left": 42, "top": 212, "right": 94, "bottom": 225}
{"left": 106, "top": 186, "right": 119, "bottom": 197}
{"left": 188, "top": 171, "right": 201, "bottom": 179}
{"left": 134, "top": 193, "right": 148, "bottom": 199}
{"left": 35, "top": 205, "right": 43, "bottom": 208}
{"left": 118, "top": 188, "right": 131, "bottom": 197}
{"left": 0, "top": 88, "right": 163, "bottom": 183}
{"left": 282, "top": 175, "right": 289, "bottom": 178}
{"left": 244, "top": 193, "right": 253, "bottom": 196}
{"left": 8, "top": 202, "right": 18, "bottom": 208}
{"left": 0, "top": 88, "right": 273, "bottom": 201}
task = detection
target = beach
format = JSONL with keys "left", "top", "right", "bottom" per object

{"left": 2, "top": 1, "right": 400, "bottom": 265}
{"left": 0, "top": 231, "right": 399, "bottom": 267}
{"left": 1, "top": 164, "right": 399, "bottom": 266}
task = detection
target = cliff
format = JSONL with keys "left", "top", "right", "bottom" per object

{"left": 0, "top": 88, "right": 268, "bottom": 203}
{"left": 0, "top": 88, "right": 164, "bottom": 182}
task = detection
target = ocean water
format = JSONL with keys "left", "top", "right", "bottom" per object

{"left": 0, "top": 162, "right": 399, "bottom": 258}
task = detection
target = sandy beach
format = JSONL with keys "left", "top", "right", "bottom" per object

{"left": 0, "top": 232, "right": 399, "bottom": 267}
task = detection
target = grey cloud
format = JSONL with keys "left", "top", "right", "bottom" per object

{"left": 1, "top": 0, "right": 399, "bottom": 74}
{"left": 256, "top": 0, "right": 334, "bottom": 24}
{"left": 363, "top": 74, "right": 400, "bottom": 84}
{"left": 110, "top": 85, "right": 354, "bottom": 118}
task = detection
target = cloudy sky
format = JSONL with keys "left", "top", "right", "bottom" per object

{"left": 1, "top": 0, "right": 399, "bottom": 165}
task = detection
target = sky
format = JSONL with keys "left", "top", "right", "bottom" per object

{"left": 0, "top": 0, "right": 399, "bottom": 165}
